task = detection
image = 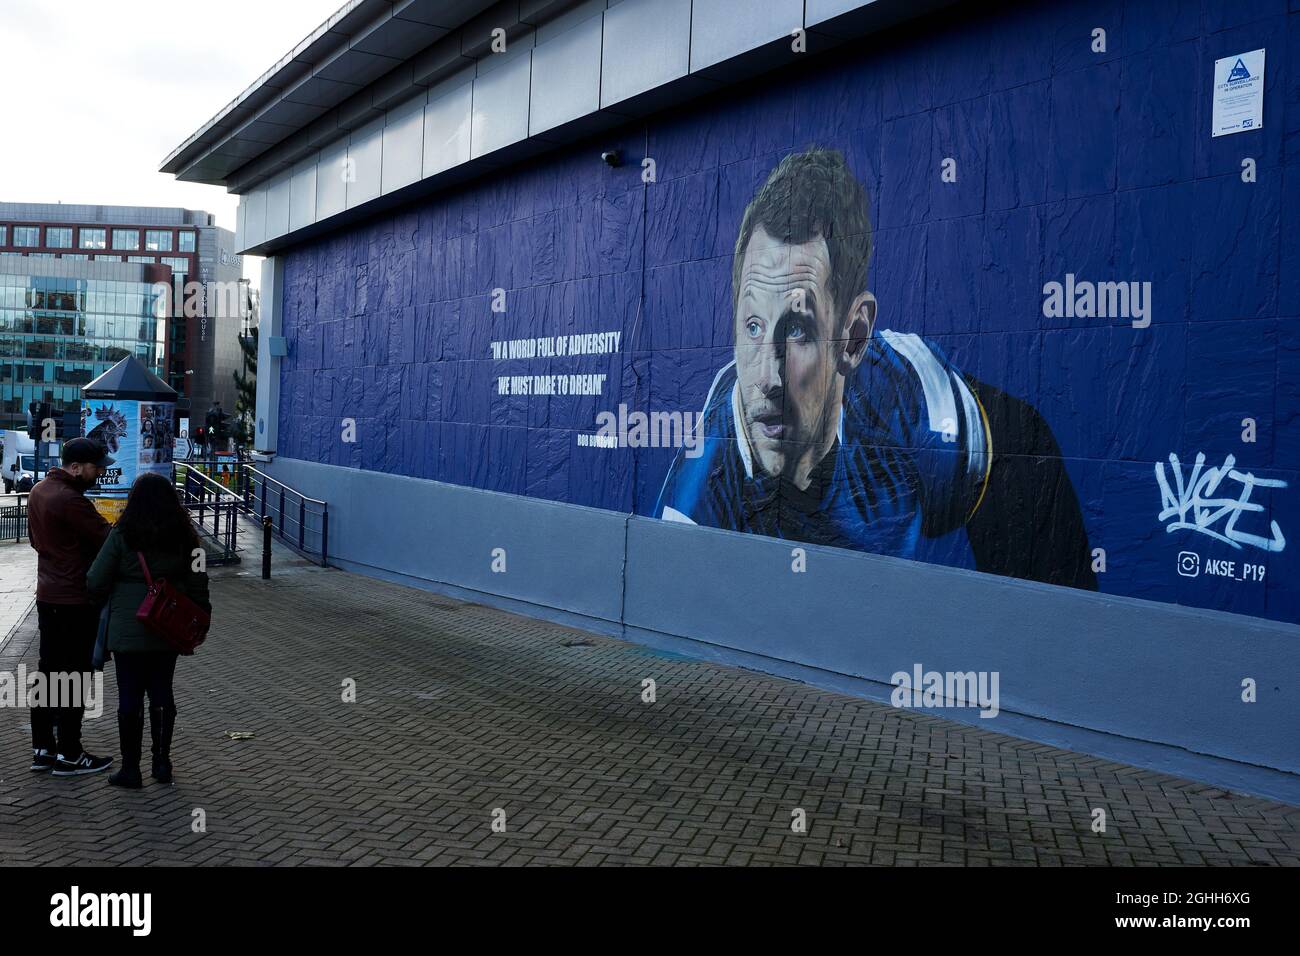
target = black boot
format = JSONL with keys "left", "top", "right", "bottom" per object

{"left": 149, "top": 705, "right": 175, "bottom": 784}
{"left": 108, "top": 713, "right": 143, "bottom": 789}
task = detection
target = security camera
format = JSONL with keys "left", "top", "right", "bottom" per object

{"left": 601, "top": 149, "right": 622, "bottom": 167}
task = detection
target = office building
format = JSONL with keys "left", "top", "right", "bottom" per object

{"left": 0, "top": 203, "right": 249, "bottom": 429}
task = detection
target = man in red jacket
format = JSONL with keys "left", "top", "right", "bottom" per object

{"left": 26, "top": 438, "right": 114, "bottom": 776}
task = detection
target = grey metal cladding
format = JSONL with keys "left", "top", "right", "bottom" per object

{"left": 423, "top": 75, "right": 475, "bottom": 176}
{"left": 369, "top": 64, "right": 419, "bottom": 112}
{"left": 461, "top": 2, "right": 527, "bottom": 58}
{"left": 351, "top": 12, "right": 449, "bottom": 60}
{"left": 411, "top": 33, "right": 476, "bottom": 88}
{"left": 382, "top": 95, "right": 428, "bottom": 192}
{"left": 535, "top": 0, "right": 605, "bottom": 43}
{"left": 521, "top": 0, "right": 588, "bottom": 25}
{"left": 395, "top": 0, "right": 496, "bottom": 29}
{"left": 243, "top": 187, "right": 267, "bottom": 249}
{"left": 689, "top": 0, "right": 804, "bottom": 73}
{"left": 265, "top": 171, "right": 292, "bottom": 241}
{"left": 529, "top": 11, "right": 602, "bottom": 136}
{"left": 289, "top": 159, "right": 319, "bottom": 233}
{"left": 316, "top": 139, "right": 350, "bottom": 220}
{"left": 283, "top": 72, "right": 365, "bottom": 110}
{"left": 470, "top": 51, "right": 531, "bottom": 158}
{"left": 346, "top": 117, "right": 385, "bottom": 208}
{"left": 256, "top": 97, "right": 332, "bottom": 133}
{"left": 599, "top": 0, "right": 691, "bottom": 109}
{"left": 806, "top": 0, "right": 881, "bottom": 27}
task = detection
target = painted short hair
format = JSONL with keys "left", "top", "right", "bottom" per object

{"left": 732, "top": 148, "right": 873, "bottom": 332}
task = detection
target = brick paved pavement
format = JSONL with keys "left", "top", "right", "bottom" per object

{"left": 0, "top": 545, "right": 1297, "bottom": 867}
{"left": 0, "top": 541, "right": 36, "bottom": 653}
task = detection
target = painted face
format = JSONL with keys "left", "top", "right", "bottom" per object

{"left": 733, "top": 226, "right": 843, "bottom": 485}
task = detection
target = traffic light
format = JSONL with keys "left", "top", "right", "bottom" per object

{"left": 27, "top": 401, "right": 52, "bottom": 441}
{"left": 206, "top": 409, "right": 228, "bottom": 437}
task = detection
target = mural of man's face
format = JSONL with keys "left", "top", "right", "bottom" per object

{"left": 734, "top": 225, "right": 855, "bottom": 489}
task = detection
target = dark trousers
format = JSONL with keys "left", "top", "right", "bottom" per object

{"left": 31, "top": 601, "right": 99, "bottom": 758}
{"left": 114, "top": 652, "right": 178, "bottom": 718}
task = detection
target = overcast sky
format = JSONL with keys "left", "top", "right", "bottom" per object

{"left": 0, "top": 0, "right": 344, "bottom": 286}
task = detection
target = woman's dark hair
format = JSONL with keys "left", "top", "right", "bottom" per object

{"left": 116, "top": 472, "right": 199, "bottom": 554}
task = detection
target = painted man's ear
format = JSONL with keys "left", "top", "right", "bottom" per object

{"left": 838, "top": 291, "right": 876, "bottom": 373}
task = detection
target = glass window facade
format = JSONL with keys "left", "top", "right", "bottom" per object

{"left": 94, "top": 255, "right": 123, "bottom": 262}
{"left": 111, "top": 229, "right": 139, "bottom": 251}
{"left": 161, "top": 256, "right": 189, "bottom": 274}
{"left": 127, "top": 256, "right": 155, "bottom": 264}
{"left": 13, "top": 227, "right": 40, "bottom": 247}
{"left": 61, "top": 254, "right": 88, "bottom": 261}
{"left": 0, "top": 274, "right": 166, "bottom": 430}
{"left": 46, "top": 227, "right": 73, "bottom": 248}
{"left": 0, "top": 227, "right": 7, "bottom": 245}
{"left": 145, "top": 230, "right": 173, "bottom": 252}
{"left": 178, "top": 231, "right": 196, "bottom": 252}
{"left": 80, "top": 228, "right": 106, "bottom": 249}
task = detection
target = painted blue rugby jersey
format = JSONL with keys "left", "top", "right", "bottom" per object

{"left": 654, "top": 330, "right": 992, "bottom": 560}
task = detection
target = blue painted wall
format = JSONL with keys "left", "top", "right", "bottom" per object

{"left": 276, "top": 0, "right": 1300, "bottom": 626}
{"left": 267, "top": 0, "right": 1300, "bottom": 797}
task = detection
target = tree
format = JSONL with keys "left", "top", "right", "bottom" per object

{"left": 232, "top": 324, "right": 257, "bottom": 449}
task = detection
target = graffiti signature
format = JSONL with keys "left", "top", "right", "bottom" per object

{"left": 1156, "top": 453, "right": 1286, "bottom": 552}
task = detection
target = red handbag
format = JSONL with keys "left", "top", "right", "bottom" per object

{"left": 135, "top": 552, "right": 210, "bottom": 655}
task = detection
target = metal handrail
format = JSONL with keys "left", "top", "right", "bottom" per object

{"left": 174, "top": 464, "right": 242, "bottom": 565}
{"left": 175, "top": 462, "right": 243, "bottom": 500}
{"left": 236, "top": 463, "right": 329, "bottom": 567}
{"left": 240, "top": 464, "right": 326, "bottom": 505}
{"left": 180, "top": 498, "right": 242, "bottom": 563}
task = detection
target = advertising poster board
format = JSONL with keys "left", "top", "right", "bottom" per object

{"left": 91, "top": 497, "right": 127, "bottom": 524}
{"left": 81, "top": 399, "right": 176, "bottom": 493}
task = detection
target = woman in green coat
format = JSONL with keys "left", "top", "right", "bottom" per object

{"left": 87, "top": 472, "right": 211, "bottom": 788}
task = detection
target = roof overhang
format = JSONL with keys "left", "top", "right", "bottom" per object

{"left": 164, "top": 0, "right": 961, "bottom": 257}
{"left": 161, "top": 0, "right": 499, "bottom": 185}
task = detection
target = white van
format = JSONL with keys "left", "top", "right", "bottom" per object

{"left": 1, "top": 430, "right": 37, "bottom": 493}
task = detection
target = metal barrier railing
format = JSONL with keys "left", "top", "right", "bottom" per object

{"left": 179, "top": 456, "right": 246, "bottom": 491}
{"left": 170, "top": 455, "right": 330, "bottom": 567}
{"left": 0, "top": 493, "right": 28, "bottom": 543}
{"left": 174, "top": 463, "right": 242, "bottom": 565}
{"left": 237, "top": 464, "right": 329, "bottom": 567}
